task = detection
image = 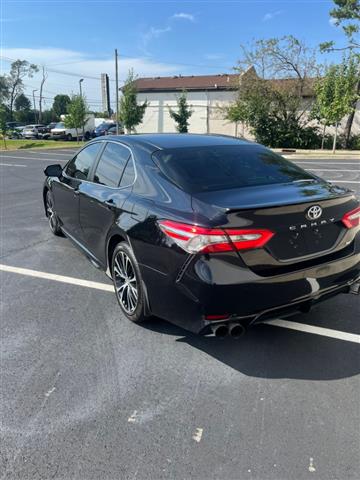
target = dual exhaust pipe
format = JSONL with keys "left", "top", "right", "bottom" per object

{"left": 211, "top": 322, "right": 246, "bottom": 339}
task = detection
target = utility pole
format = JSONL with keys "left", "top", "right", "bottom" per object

{"left": 79, "top": 78, "right": 84, "bottom": 97}
{"left": 32, "top": 90, "right": 38, "bottom": 123}
{"left": 115, "top": 49, "right": 119, "bottom": 135}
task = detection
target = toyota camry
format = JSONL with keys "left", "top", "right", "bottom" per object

{"left": 43, "top": 134, "right": 360, "bottom": 337}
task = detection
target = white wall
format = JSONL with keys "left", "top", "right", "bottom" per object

{"left": 136, "top": 91, "right": 360, "bottom": 140}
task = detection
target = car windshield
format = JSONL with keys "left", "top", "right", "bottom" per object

{"left": 152, "top": 145, "right": 316, "bottom": 193}
{"left": 55, "top": 122, "right": 65, "bottom": 128}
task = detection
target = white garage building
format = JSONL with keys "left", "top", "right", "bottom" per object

{"left": 133, "top": 71, "right": 360, "bottom": 140}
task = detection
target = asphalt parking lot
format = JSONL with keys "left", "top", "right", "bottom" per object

{"left": 0, "top": 147, "right": 359, "bottom": 480}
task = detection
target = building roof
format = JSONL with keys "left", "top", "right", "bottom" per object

{"left": 133, "top": 74, "right": 240, "bottom": 92}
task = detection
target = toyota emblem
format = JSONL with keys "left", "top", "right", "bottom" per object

{"left": 306, "top": 205, "right": 323, "bottom": 220}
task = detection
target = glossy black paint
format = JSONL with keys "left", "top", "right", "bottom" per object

{"left": 43, "top": 134, "right": 360, "bottom": 334}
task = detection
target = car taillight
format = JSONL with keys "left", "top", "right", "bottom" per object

{"left": 158, "top": 220, "right": 274, "bottom": 254}
{"left": 342, "top": 206, "right": 360, "bottom": 229}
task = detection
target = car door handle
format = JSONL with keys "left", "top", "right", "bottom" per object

{"left": 105, "top": 199, "right": 116, "bottom": 209}
{"left": 74, "top": 189, "right": 80, "bottom": 196}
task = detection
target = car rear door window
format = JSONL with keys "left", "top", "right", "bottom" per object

{"left": 93, "top": 142, "right": 131, "bottom": 187}
{"left": 66, "top": 143, "right": 103, "bottom": 180}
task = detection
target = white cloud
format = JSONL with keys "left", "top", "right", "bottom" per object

{"left": 2, "top": 47, "right": 182, "bottom": 110}
{"left": 329, "top": 17, "right": 337, "bottom": 27}
{"left": 263, "top": 10, "right": 283, "bottom": 22}
{"left": 172, "top": 13, "right": 195, "bottom": 22}
{"left": 141, "top": 26, "right": 172, "bottom": 53}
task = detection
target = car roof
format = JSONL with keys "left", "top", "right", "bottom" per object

{"left": 103, "top": 133, "right": 255, "bottom": 151}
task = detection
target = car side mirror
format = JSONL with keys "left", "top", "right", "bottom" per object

{"left": 44, "top": 164, "right": 63, "bottom": 178}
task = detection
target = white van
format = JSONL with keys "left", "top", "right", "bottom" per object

{"left": 50, "top": 114, "right": 96, "bottom": 141}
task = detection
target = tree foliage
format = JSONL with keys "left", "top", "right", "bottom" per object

{"left": 0, "top": 105, "right": 8, "bottom": 149}
{"left": 14, "top": 93, "right": 33, "bottom": 123}
{"left": 52, "top": 94, "right": 71, "bottom": 119}
{"left": 321, "top": 0, "right": 360, "bottom": 52}
{"left": 226, "top": 36, "right": 322, "bottom": 148}
{"left": 5, "top": 60, "right": 38, "bottom": 120}
{"left": 312, "top": 55, "right": 360, "bottom": 151}
{"left": 64, "top": 95, "right": 88, "bottom": 142}
{"left": 169, "top": 91, "right": 193, "bottom": 133}
{"left": 119, "top": 70, "right": 148, "bottom": 133}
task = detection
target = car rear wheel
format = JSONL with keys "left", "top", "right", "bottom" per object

{"left": 46, "top": 191, "right": 62, "bottom": 236}
{"left": 112, "top": 243, "right": 147, "bottom": 324}
{"left": 67, "top": 133, "right": 72, "bottom": 141}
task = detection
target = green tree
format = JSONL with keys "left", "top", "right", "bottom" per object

{"left": 5, "top": 60, "right": 38, "bottom": 120}
{"left": 321, "top": 0, "right": 360, "bottom": 53}
{"left": 169, "top": 91, "right": 193, "bottom": 133}
{"left": 119, "top": 70, "right": 148, "bottom": 133}
{"left": 0, "top": 105, "right": 8, "bottom": 149}
{"left": 0, "top": 75, "right": 9, "bottom": 106}
{"left": 320, "top": 1, "right": 360, "bottom": 146}
{"left": 14, "top": 93, "right": 32, "bottom": 123}
{"left": 225, "top": 37, "right": 322, "bottom": 148}
{"left": 52, "top": 94, "right": 71, "bottom": 119}
{"left": 64, "top": 95, "right": 88, "bottom": 143}
{"left": 312, "top": 55, "right": 360, "bottom": 152}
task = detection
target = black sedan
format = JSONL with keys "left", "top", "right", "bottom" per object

{"left": 43, "top": 134, "right": 360, "bottom": 337}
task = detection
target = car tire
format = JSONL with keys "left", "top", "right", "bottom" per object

{"left": 67, "top": 133, "right": 72, "bottom": 141}
{"left": 112, "top": 242, "right": 147, "bottom": 324}
{"left": 45, "top": 190, "right": 63, "bottom": 236}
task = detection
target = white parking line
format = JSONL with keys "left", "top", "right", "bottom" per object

{"left": 18, "top": 151, "right": 74, "bottom": 157}
{"left": 0, "top": 163, "right": 27, "bottom": 167}
{"left": 0, "top": 264, "right": 114, "bottom": 292}
{"left": 265, "top": 319, "right": 360, "bottom": 344}
{"left": 308, "top": 169, "right": 359, "bottom": 173}
{"left": 0, "top": 155, "right": 66, "bottom": 162}
{"left": 296, "top": 162, "right": 360, "bottom": 166}
{"left": 327, "top": 180, "right": 360, "bottom": 184}
{"left": 1, "top": 264, "right": 358, "bottom": 343}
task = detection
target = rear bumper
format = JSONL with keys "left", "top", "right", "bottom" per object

{"left": 141, "top": 247, "right": 360, "bottom": 334}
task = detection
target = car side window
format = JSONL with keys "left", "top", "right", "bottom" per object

{"left": 120, "top": 157, "right": 136, "bottom": 186}
{"left": 65, "top": 143, "right": 103, "bottom": 180}
{"left": 93, "top": 142, "right": 131, "bottom": 187}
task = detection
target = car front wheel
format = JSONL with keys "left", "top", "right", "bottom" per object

{"left": 112, "top": 243, "right": 147, "bottom": 324}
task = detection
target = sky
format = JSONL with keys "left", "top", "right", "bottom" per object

{"left": 1, "top": 0, "right": 346, "bottom": 112}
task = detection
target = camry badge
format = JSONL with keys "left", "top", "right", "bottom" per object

{"left": 306, "top": 205, "right": 323, "bottom": 221}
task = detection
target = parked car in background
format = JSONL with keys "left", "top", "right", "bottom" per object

{"left": 43, "top": 134, "right": 360, "bottom": 338}
{"left": 105, "top": 124, "right": 124, "bottom": 135}
{"left": 42, "top": 123, "right": 58, "bottom": 140}
{"left": 6, "top": 121, "right": 24, "bottom": 130}
{"left": 50, "top": 115, "right": 96, "bottom": 141}
{"left": 9, "top": 125, "right": 26, "bottom": 139}
{"left": 94, "top": 122, "right": 117, "bottom": 137}
{"left": 22, "top": 124, "right": 48, "bottom": 139}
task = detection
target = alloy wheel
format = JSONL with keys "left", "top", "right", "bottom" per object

{"left": 46, "top": 193, "right": 57, "bottom": 232}
{"left": 113, "top": 251, "right": 138, "bottom": 314}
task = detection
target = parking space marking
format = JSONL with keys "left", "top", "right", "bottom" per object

{"left": 265, "top": 319, "right": 360, "bottom": 344}
{"left": 327, "top": 180, "right": 360, "bottom": 184}
{"left": 20, "top": 151, "right": 74, "bottom": 157}
{"left": 308, "top": 169, "right": 359, "bottom": 173}
{"left": 296, "top": 161, "right": 360, "bottom": 166}
{"left": 1, "top": 264, "right": 359, "bottom": 343}
{"left": 0, "top": 163, "right": 27, "bottom": 167}
{"left": 0, "top": 264, "right": 114, "bottom": 292}
{"left": 0, "top": 155, "right": 67, "bottom": 162}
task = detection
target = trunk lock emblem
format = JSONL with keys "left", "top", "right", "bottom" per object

{"left": 306, "top": 205, "right": 323, "bottom": 220}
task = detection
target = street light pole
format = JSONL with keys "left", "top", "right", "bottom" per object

{"left": 32, "top": 90, "right": 38, "bottom": 123}
{"left": 79, "top": 78, "right": 84, "bottom": 97}
{"left": 115, "top": 49, "right": 119, "bottom": 135}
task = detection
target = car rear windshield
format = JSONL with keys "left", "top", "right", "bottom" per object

{"left": 152, "top": 145, "right": 315, "bottom": 193}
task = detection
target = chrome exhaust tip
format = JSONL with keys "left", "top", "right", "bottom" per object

{"left": 211, "top": 324, "right": 229, "bottom": 338}
{"left": 229, "top": 323, "right": 246, "bottom": 339}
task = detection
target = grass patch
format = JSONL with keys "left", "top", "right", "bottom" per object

{"left": 0, "top": 139, "right": 86, "bottom": 151}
